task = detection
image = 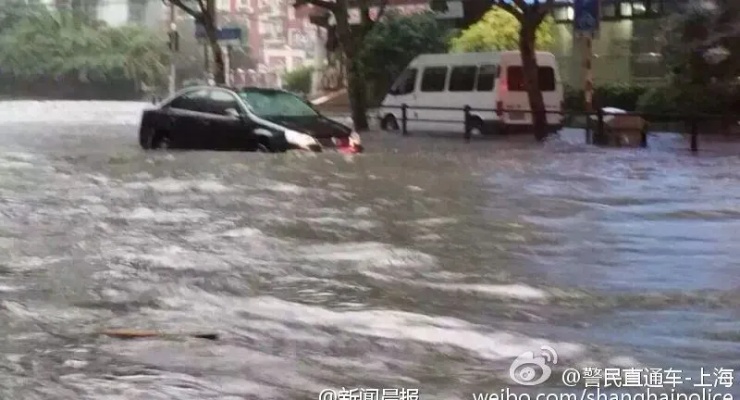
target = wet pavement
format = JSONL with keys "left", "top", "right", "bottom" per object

{"left": 1, "top": 101, "right": 740, "bottom": 399}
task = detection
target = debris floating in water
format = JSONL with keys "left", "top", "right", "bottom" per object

{"left": 100, "top": 329, "right": 219, "bottom": 341}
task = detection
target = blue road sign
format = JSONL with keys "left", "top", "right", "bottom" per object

{"left": 573, "top": 0, "right": 600, "bottom": 35}
{"left": 194, "top": 24, "right": 242, "bottom": 42}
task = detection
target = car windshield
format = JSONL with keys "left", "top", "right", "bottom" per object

{"left": 238, "top": 90, "right": 318, "bottom": 118}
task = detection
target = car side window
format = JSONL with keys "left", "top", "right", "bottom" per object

{"left": 168, "top": 89, "right": 209, "bottom": 112}
{"left": 208, "top": 90, "right": 242, "bottom": 115}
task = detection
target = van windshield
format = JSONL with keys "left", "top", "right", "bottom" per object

{"left": 390, "top": 68, "right": 417, "bottom": 95}
{"left": 507, "top": 66, "right": 556, "bottom": 92}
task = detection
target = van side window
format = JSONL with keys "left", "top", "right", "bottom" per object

{"left": 390, "top": 68, "right": 417, "bottom": 95}
{"left": 507, "top": 66, "right": 557, "bottom": 91}
{"left": 476, "top": 64, "right": 498, "bottom": 91}
{"left": 420, "top": 67, "right": 448, "bottom": 92}
{"left": 448, "top": 66, "right": 477, "bottom": 92}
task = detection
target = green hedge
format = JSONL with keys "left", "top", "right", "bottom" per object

{"left": 282, "top": 66, "right": 313, "bottom": 95}
{"left": 564, "top": 82, "right": 739, "bottom": 124}
{"left": 635, "top": 83, "right": 740, "bottom": 121}
{"left": 564, "top": 83, "right": 650, "bottom": 112}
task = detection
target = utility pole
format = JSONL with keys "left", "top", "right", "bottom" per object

{"left": 167, "top": 2, "right": 178, "bottom": 96}
{"left": 573, "top": 0, "right": 599, "bottom": 143}
{"left": 206, "top": 0, "right": 217, "bottom": 82}
{"left": 223, "top": 44, "right": 231, "bottom": 86}
{"left": 583, "top": 35, "right": 593, "bottom": 115}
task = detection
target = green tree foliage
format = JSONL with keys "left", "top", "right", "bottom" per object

{"left": 282, "top": 65, "right": 314, "bottom": 95}
{"left": 359, "top": 11, "right": 451, "bottom": 87}
{"left": 659, "top": 0, "right": 739, "bottom": 86}
{"left": 449, "top": 7, "right": 555, "bottom": 52}
{"left": 653, "top": 0, "right": 740, "bottom": 114}
{"left": 0, "top": 8, "right": 168, "bottom": 87}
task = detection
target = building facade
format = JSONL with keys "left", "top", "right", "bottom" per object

{"left": 214, "top": 0, "right": 318, "bottom": 76}
{"left": 549, "top": 0, "right": 678, "bottom": 87}
{"left": 49, "top": 0, "right": 165, "bottom": 28}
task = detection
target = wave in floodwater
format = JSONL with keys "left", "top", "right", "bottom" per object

{"left": 2, "top": 101, "right": 740, "bottom": 399}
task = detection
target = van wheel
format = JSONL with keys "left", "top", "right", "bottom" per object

{"left": 467, "top": 118, "right": 485, "bottom": 136}
{"left": 382, "top": 114, "right": 399, "bottom": 131}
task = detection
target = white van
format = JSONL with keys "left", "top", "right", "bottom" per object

{"left": 377, "top": 51, "right": 564, "bottom": 135}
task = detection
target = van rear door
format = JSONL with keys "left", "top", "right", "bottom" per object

{"left": 500, "top": 63, "right": 560, "bottom": 127}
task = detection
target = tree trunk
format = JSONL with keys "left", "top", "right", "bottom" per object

{"left": 519, "top": 22, "right": 548, "bottom": 142}
{"left": 333, "top": 0, "right": 369, "bottom": 131}
{"left": 202, "top": 0, "right": 225, "bottom": 85}
{"left": 346, "top": 56, "right": 369, "bottom": 130}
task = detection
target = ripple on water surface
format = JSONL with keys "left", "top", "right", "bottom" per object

{"left": 2, "top": 101, "right": 740, "bottom": 398}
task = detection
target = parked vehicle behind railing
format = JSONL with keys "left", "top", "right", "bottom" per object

{"left": 377, "top": 51, "right": 565, "bottom": 136}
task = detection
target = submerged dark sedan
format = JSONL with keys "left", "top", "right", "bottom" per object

{"left": 138, "top": 86, "right": 363, "bottom": 153}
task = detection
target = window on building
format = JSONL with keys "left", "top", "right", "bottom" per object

{"left": 448, "top": 66, "right": 477, "bottom": 92}
{"left": 420, "top": 67, "right": 448, "bottom": 92}
{"left": 553, "top": 5, "right": 573, "bottom": 22}
{"left": 602, "top": 3, "right": 616, "bottom": 18}
{"left": 632, "top": 1, "right": 646, "bottom": 15}
{"left": 127, "top": 0, "right": 146, "bottom": 24}
{"left": 620, "top": 2, "right": 633, "bottom": 17}
{"left": 476, "top": 64, "right": 498, "bottom": 91}
{"left": 506, "top": 66, "right": 556, "bottom": 92}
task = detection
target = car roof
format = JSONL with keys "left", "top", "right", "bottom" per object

{"left": 175, "top": 85, "right": 297, "bottom": 95}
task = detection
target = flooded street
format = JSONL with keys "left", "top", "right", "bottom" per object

{"left": 2, "top": 101, "right": 740, "bottom": 399}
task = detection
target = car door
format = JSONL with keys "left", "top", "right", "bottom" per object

{"left": 165, "top": 89, "right": 212, "bottom": 149}
{"left": 206, "top": 89, "right": 258, "bottom": 151}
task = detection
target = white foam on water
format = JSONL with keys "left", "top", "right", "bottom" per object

{"left": 302, "top": 217, "right": 378, "bottom": 230}
{"left": 1, "top": 152, "right": 39, "bottom": 162}
{"left": 241, "top": 296, "right": 584, "bottom": 362}
{"left": 410, "top": 217, "right": 458, "bottom": 227}
{"left": 0, "top": 100, "right": 149, "bottom": 125}
{"left": 0, "top": 161, "right": 36, "bottom": 170}
{"left": 1, "top": 300, "right": 112, "bottom": 325}
{"left": 220, "top": 227, "right": 264, "bottom": 238}
{"left": 415, "top": 233, "right": 443, "bottom": 241}
{"left": 424, "top": 283, "right": 549, "bottom": 300}
{"left": 113, "top": 245, "right": 231, "bottom": 271}
{"left": 263, "top": 182, "right": 308, "bottom": 194}
{"left": 121, "top": 207, "right": 210, "bottom": 224}
{"left": 5, "top": 256, "right": 68, "bottom": 272}
{"left": 0, "top": 283, "right": 22, "bottom": 293}
{"left": 299, "top": 242, "right": 437, "bottom": 269}
{"left": 124, "top": 178, "right": 232, "bottom": 194}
